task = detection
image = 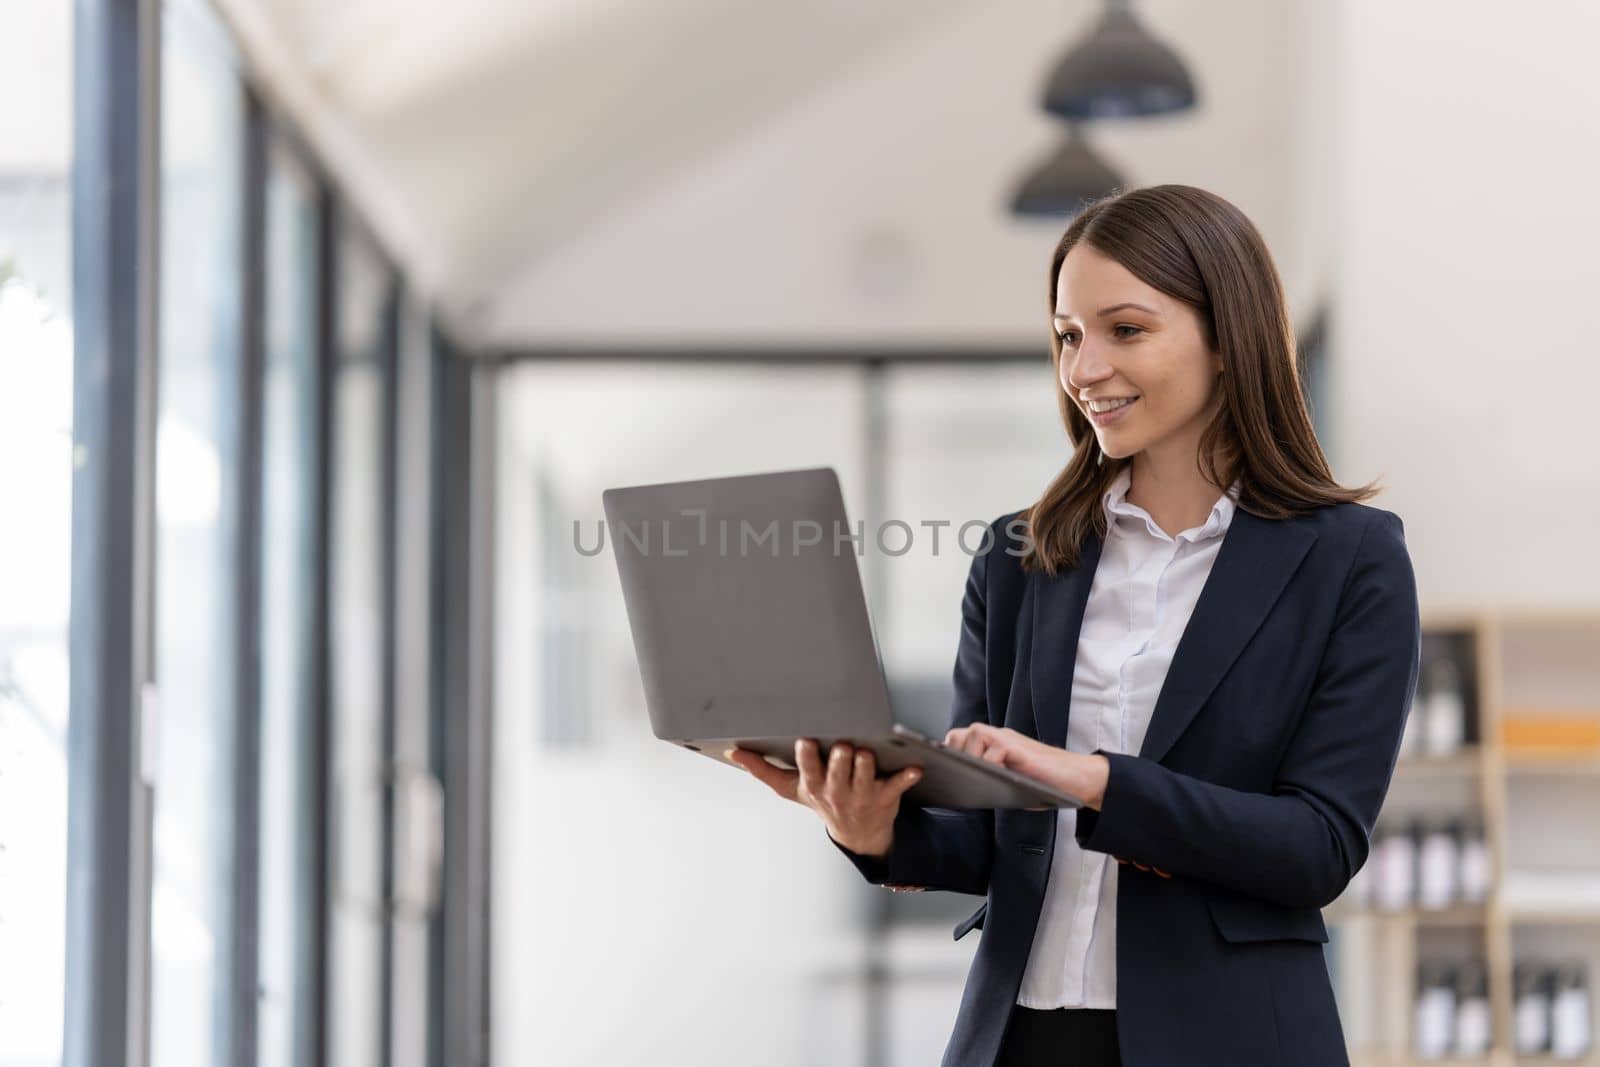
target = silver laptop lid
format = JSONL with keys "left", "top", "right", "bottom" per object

{"left": 601, "top": 466, "right": 894, "bottom": 744}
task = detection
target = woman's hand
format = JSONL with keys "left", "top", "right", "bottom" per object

{"left": 942, "top": 722, "right": 1109, "bottom": 808}
{"left": 943, "top": 723, "right": 1171, "bottom": 878}
{"left": 726, "top": 739, "right": 922, "bottom": 860}
{"left": 1116, "top": 856, "right": 1172, "bottom": 878}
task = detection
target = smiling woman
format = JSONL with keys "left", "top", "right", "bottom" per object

{"left": 820, "top": 184, "right": 1421, "bottom": 1067}
{"left": 1024, "top": 184, "right": 1378, "bottom": 577}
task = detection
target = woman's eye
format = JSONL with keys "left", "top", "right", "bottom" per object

{"left": 1057, "top": 325, "right": 1140, "bottom": 344}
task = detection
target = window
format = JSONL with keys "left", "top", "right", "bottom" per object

{"left": 489, "top": 363, "right": 871, "bottom": 1063}
{"left": 328, "top": 221, "right": 394, "bottom": 1067}
{"left": 148, "top": 4, "right": 245, "bottom": 1065}
{"left": 255, "top": 137, "right": 321, "bottom": 1067}
{"left": 0, "top": 2, "right": 74, "bottom": 1064}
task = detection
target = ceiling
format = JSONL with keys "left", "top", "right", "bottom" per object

{"left": 215, "top": 0, "right": 1311, "bottom": 350}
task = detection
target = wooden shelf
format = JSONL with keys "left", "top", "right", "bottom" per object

{"left": 1503, "top": 908, "right": 1600, "bottom": 925}
{"left": 1350, "top": 1046, "right": 1600, "bottom": 1065}
{"left": 1503, "top": 753, "right": 1600, "bottom": 776}
{"left": 1351, "top": 1053, "right": 1506, "bottom": 1066}
{"left": 1395, "top": 749, "right": 1484, "bottom": 777}
{"left": 1326, "top": 904, "right": 1490, "bottom": 926}
{"left": 1336, "top": 610, "right": 1600, "bottom": 1067}
{"left": 1417, "top": 904, "right": 1494, "bottom": 926}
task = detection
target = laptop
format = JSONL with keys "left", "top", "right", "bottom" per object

{"left": 600, "top": 466, "right": 1083, "bottom": 810}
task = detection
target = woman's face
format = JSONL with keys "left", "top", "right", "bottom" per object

{"left": 1053, "top": 243, "right": 1223, "bottom": 463}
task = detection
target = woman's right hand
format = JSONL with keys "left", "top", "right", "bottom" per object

{"left": 726, "top": 738, "right": 923, "bottom": 859}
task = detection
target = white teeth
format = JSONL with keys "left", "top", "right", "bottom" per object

{"left": 1089, "top": 397, "right": 1137, "bottom": 413}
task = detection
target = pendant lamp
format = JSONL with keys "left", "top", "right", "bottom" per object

{"left": 1042, "top": 0, "right": 1196, "bottom": 119}
{"left": 1009, "top": 124, "right": 1125, "bottom": 219}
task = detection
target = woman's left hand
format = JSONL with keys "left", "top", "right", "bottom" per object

{"left": 943, "top": 723, "right": 1171, "bottom": 879}
{"left": 943, "top": 722, "right": 1108, "bottom": 808}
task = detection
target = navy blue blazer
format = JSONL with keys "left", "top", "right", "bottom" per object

{"left": 832, "top": 498, "right": 1420, "bottom": 1067}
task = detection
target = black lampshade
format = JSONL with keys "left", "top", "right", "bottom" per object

{"left": 1009, "top": 128, "right": 1125, "bottom": 219}
{"left": 1042, "top": 1, "right": 1197, "bottom": 120}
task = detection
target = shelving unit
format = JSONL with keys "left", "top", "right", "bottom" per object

{"left": 1329, "top": 609, "right": 1600, "bottom": 1066}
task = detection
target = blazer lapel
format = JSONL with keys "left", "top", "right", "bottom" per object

{"left": 1029, "top": 506, "right": 1318, "bottom": 765}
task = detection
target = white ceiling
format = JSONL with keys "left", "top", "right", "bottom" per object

{"left": 216, "top": 0, "right": 1312, "bottom": 350}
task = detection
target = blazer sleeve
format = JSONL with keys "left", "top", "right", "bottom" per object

{"left": 1072, "top": 509, "right": 1421, "bottom": 910}
{"left": 828, "top": 528, "right": 998, "bottom": 897}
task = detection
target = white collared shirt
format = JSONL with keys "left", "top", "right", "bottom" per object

{"left": 1015, "top": 465, "right": 1241, "bottom": 1009}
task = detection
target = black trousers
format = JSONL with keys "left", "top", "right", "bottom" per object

{"left": 995, "top": 1006, "right": 1122, "bottom": 1067}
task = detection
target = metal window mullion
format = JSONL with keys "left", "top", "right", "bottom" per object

{"left": 434, "top": 330, "right": 489, "bottom": 1067}
{"left": 466, "top": 360, "right": 499, "bottom": 1067}
{"left": 228, "top": 84, "right": 269, "bottom": 1067}
{"left": 425, "top": 323, "right": 452, "bottom": 1067}
{"left": 64, "top": 0, "right": 161, "bottom": 1065}
{"left": 378, "top": 275, "right": 403, "bottom": 1067}
{"left": 305, "top": 186, "right": 339, "bottom": 1067}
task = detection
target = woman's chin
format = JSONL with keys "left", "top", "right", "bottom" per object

{"left": 1097, "top": 435, "right": 1137, "bottom": 459}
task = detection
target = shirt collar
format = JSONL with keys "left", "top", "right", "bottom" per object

{"left": 1101, "top": 465, "right": 1241, "bottom": 544}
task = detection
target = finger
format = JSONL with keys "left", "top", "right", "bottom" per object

{"left": 948, "top": 723, "right": 990, "bottom": 748}
{"left": 727, "top": 747, "right": 797, "bottom": 798}
{"left": 851, "top": 747, "right": 877, "bottom": 791}
{"left": 825, "top": 742, "right": 854, "bottom": 804}
{"left": 795, "top": 738, "right": 826, "bottom": 799}
{"left": 1115, "top": 857, "right": 1128, "bottom": 864}
{"left": 1133, "top": 862, "right": 1150, "bottom": 871}
{"left": 726, "top": 745, "right": 765, "bottom": 778}
{"left": 981, "top": 744, "right": 1008, "bottom": 766}
{"left": 885, "top": 764, "right": 923, "bottom": 800}
{"left": 737, "top": 748, "right": 787, "bottom": 781}
{"left": 1156, "top": 868, "right": 1173, "bottom": 879}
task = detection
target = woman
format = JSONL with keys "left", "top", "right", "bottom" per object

{"left": 728, "top": 184, "right": 1420, "bottom": 1067}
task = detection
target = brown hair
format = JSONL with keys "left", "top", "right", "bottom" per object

{"left": 1020, "top": 183, "right": 1379, "bottom": 576}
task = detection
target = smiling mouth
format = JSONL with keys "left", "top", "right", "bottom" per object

{"left": 1086, "top": 396, "right": 1139, "bottom": 415}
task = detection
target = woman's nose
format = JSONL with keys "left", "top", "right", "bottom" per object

{"left": 1068, "top": 346, "right": 1112, "bottom": 392}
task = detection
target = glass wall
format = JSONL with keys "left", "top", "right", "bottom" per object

{"left": 490, "top": 363, "right": 873, "bottom": 1066}
{"left": 12, "top": 0, "right": 462, "bottom": 1061}
{"left": 877, "top": 364, "right": 1066, "bottom": 736}
{"left": 255, "top": 137, "right": 321, "bottom": 1067}
{"left": 328, "top": 221, "right": 394, "bottom": 1067}
{"left": 0, "top": 2, "right": 74, "bottom": 1065}
{"left": 489, "top": 358, "right": 1075, "bottom": 1067}
{"left": 149, "top": 4, "right": 244, "bottom": 1066}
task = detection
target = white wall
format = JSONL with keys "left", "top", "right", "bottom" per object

{"left": 1327, "top": 0, "right": 1600, "bottom": 609}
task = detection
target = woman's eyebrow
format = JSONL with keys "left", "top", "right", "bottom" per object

{"left": 1053, "top": 302, "right": 1161, "bottom": 323}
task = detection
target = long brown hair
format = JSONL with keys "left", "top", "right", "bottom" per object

{"left": 1020, "top": 183, "right": 1378, "bottom": 576}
